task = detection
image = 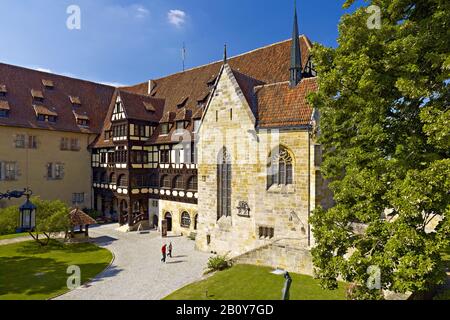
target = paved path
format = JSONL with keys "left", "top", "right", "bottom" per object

{"left": 0, "top": 235, "right": 35, "bottom": 246}
{"left": 55, "top": 224, "right": 211, "bottom": 300}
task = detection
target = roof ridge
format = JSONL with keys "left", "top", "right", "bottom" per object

{"left": 254, "top": 76, "right": 317, "bottom": 90}
{"left": 0, "top": 62, "right": 115, "bottom": 88}
{"left": 149, "top": 35, "right": 312, "bottom": 82}
{"left": 118, "top": 88, "right": 164, "bottom": 100}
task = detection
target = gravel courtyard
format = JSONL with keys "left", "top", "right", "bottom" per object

{"left": 55, "top": 224, "right": 211, "bottom": 300}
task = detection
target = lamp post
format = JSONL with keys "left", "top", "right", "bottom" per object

{"left": 0, "top": 188, "right": 36, "bottom": 233}
{"left": 19, "top": 189, "right": 36, "bottom": 232}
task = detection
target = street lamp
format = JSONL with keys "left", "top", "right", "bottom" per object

{"left": 271, "top": 269, "right": 293, "bottom": 300}
{"left": 18, "top": 189, "right": 36, "bottom": 232}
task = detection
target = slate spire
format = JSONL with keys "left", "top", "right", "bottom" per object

{"left": 290, "top": 0, "right": 303, "bottom": 87}
{"left": 223, "top": 44, "right": 228, "bottom": 64}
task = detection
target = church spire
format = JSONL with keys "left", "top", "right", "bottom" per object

{"left": 290, "top": 0, "right": 302, "bottom": 87}
{"left": 223, "top": 44, "right": 228, "bottom": 64}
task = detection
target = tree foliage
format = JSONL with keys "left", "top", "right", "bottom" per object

{"left": 0, "top": 205, "right": 20, "bottom": 235}
{"left": 310, "top": 0, "right": 450, "bottom": 299}
{"left": 29, "top": 197, "right": 70, "bottom": 246}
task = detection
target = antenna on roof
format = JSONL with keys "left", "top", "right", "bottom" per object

{"left": 182, "top": 42, "right": 186, "bottom": 72}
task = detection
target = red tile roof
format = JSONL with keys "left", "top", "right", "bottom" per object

{"left": 255, "top": 77, "right": 318, "bottom": 128}
{"left": 0, "top": 63, "right": 115, "bottom": 134}
{"left": 118, "top": 36, "right": 315, "bottom": 140}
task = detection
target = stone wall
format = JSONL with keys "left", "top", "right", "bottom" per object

{"left": 231, "top": 239, "right": 314, "bottom": 276}
{"left": 195, "top": 64, "right": 331, "bottom": 257}
{"left": 158, "top": 199, "right": 198, "bottom": 236}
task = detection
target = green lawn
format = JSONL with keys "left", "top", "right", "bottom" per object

{"left": 164, "top": 264, "right": 347, "bottom": 300}
{"left": 0, "top": 233, "right": 33, "bottom": 241}
{"left": 0, "top": 240, "right": 113, "bottom": 300}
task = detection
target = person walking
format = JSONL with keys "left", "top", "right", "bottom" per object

{"left": 161, "top": 244, "right": 167, "bottom": 263}
{"left": 168, "top": 242, "right": 173, "bottom": 258}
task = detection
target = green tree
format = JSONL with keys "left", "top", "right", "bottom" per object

{"left": 309, "top": 0, "right": 450, "bottom": 299}
{"left": 29, "top": 197, "right": 70, "bottom": 246}
{"left": 0, "top": 205, "right": 20, "bottom": 235}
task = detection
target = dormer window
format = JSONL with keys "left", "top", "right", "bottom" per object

{"left": 207, "top": 74, "right": 217, "bottom": 89}
{"left": 42, "top": 79, "right": 54, "bottom": 89}
{"left": 176, "top": 121, "right": 186, "bottom": 130}
{"left": 160, "top": 123, "right": 170, "bottom": 135}
{"left": 197, "top": 92, "right": 209, "bottom": 108}
{"left": 0, "top": 101, "right": 10, "bottom": 118}
{"left": 33, "top": 105, "right": 58, "bottom": 123}
{"left": 31, "top": 89, "right": 44, "bottom": 101}
{"left": 177, "top": 96, "right": 188, "bottom": 109}
{"left": 143, "top": 101, "right": 156, "bottom": 112}
{"left": 0, "top": 84, "right": 7, "bottom": 97}
{"left": 74, "top": 112, "right": 89, "bottom": 127}
{"left": 69, "top": 96, "right": 81, "bottom": 106}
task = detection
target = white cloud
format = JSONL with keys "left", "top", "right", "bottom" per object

{"left": 168, "top": 9, "right": 186, "bottom": 27}
{"left": 134, "top": 5, "right": 149, "bottom": 19}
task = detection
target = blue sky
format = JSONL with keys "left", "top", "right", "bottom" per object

{"left": 0, "top": 0, "right": 366, "bottom": 86}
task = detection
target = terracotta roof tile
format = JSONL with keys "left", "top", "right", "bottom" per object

{"left": 69, "top": 208, "right": 97, "bottom": 226}
{"left": 73, "top": 111, "right": 89, "bottom": 121}
{"left": 69, "top": 95, "right": 81, "bottom": 105}
{"left": 42, "top": 79, "right": 54, "bottom": 88}
{"left": 0, "top": 63, "right": 115, "bottom": 133}
{"left": 31, "top": 89, "right": 44, "bottom": 99}
{"left": 119, "top": 36, "right": 314, "bottom": 142}
{"left": 33, "top": 104, "right": 58, "bottom": 117}
{"left": 256, "top": 77, "right": 318, "bottom": 128}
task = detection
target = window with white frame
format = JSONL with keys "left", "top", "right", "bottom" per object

{"left": 0, "top": 162, "right": 18, "bottom": 181}
{"left": 47, "top": 163, "right": 64, "bottom": 180}
{"left": 15, "top": 134, "right": 26, "bottom": 148}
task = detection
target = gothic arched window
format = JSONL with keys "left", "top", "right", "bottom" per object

{"left": 161, "top": 175, "right": 171, "bottom": 189}
{"left": 181, "top": 212, "right": 191, "bottom": 228}
{"left": 268, "top": 146, "right": 293, "bottom": 188}
{"left": 217, "top": 148, "right": 231, "bottom": 220}
{"left": 173, "top": 175, "right": 184, "bottom": 189}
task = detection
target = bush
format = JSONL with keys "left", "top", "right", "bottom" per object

{"left": 205, "top": 254, "right": 232, "bottom": 274}
{"left": 0, "top": 205, "right": 19, "bottom": 235}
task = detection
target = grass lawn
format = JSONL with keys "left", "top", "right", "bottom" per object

{"left": 0, "top": 240, "right": 112, "bottom": 300}
{"left": 164, "top": 264, "right": 347, "bottom": 300}
{"left": 0, "top": 233, "right": 34, "bottom": 241}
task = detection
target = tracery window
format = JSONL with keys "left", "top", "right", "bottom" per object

{"left": 217, "top": 148, "right": 231, "bottom": 220}
{"left": 267, "top": 146, "right": 293, "bottom": 188}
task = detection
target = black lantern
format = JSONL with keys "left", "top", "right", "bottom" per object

{"left": 19, "top": 194, "right": 36, "bottom": 232}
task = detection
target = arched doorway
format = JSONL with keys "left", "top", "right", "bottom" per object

{"left": 165, "top": 212, "right": 172, "bottom": 232}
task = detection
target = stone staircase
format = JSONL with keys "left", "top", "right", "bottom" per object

{"left": 231, "top": 238, "right": 313, "bottom": 276}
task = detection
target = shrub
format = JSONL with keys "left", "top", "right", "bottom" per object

{"left": 0, "top": 205, "right": 20, "bottom": 235}
{"left": 205, "top": 254, "right": 232, "bottom": 274}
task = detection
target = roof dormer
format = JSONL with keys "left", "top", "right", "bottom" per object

{"left": 69, "top": 95, "right": 82, "bottom": 106}
{"left": 33, "top": 105, "right": 58, "bottom": 123}
{"left": 0, "top": 84, "right": 7, "bottom": 96}
{"left": 31, "top": 89, "right": 44, "bottom": 101}
{"left": 42, "top": 79, "right": 54, "bottom": 89}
